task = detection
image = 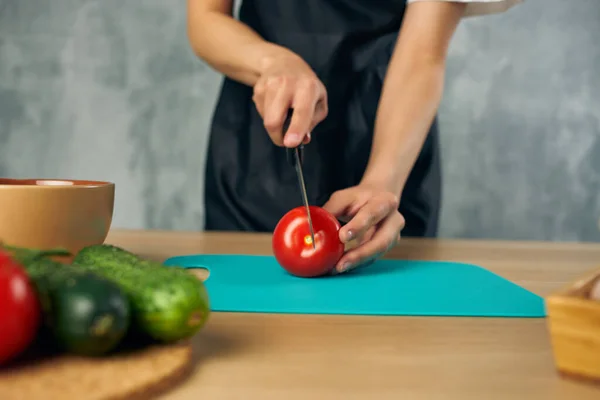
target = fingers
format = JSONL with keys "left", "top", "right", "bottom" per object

{"left": 344, "top": 226, "right": 376, "bottom": 252}
{"left": 338, "top": 192, "right": 399, "bottom": 243}
{"left": 253, "top": 75, "right": 328, "bottom": 148}
{"left": 302, "top": 132, "right": 312, "bottom": 145}
{"left": 313, "top": 98, "right": 328, "bottom": 129}
{"left": 321, "top": 190, "right": 351, "bottom": 219}
{"left": 262, "top": 78, "right": 294, "bottom": 147}
{"left": 334, "top": 212, "right": 405, "bottom": 274}
{"left": 284, "top": 81, "right": 318, "bottom": 148}
{"left": 252, "top": 81, "right": 265, "bottom": 117}
{"left": 286, "top": 86, "right": 328, "bottom": 147}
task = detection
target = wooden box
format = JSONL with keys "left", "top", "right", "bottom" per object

{"left": 546, "top": 268, "right": 600, "bottom": 383}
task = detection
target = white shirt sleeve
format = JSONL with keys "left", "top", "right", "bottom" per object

{"left": 406, "top": 0, "right": 523, "bottom": 17}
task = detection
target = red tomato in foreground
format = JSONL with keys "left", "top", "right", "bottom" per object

{"left": 272, "top": 206, "right": 345, "bottom": 277}
{"left": 0, "top": 250, "right": 41, "bottom": 366}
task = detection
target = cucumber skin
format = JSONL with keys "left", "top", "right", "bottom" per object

{"left": 74, "top": 245, "right": 210, "bottom": 343}
{"left": 49, "top": 272, "right": 131, "bottom": 356}
{"left": 8, "top": 252, "right": 131, "bottom": 357}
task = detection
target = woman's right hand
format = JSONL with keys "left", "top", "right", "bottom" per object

{"left": 252, "top": 52, "right": 328, "bottom": 148}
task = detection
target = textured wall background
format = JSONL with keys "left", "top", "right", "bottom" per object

{"left": 0, "top": 0, "right": 599, "bottom": 241}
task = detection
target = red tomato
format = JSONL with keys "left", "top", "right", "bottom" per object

{"left": 272, "top": 206, "right": 345, "bottom": 277}
{"left": 0, "top": 250, "right": 41, "bottom": 366}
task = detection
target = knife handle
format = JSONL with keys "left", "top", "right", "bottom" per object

{"left": 282, "top": 108, "right": 294, "bottom": 136}
{"left": 286, "top": 146, "right": 304, "bottom": 166}
{"left": 283, "top": 109, "right": 304, "bottom": 166}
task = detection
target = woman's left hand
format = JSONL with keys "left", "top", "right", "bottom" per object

{"left": 322, "top": 185, "right": 405, "bottom": 274}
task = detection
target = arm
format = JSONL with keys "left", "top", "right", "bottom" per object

{"left": 361, "top": 1, "right": 467, "bottom": 196}
{"left": 186, "top": 0, "right": 301, "bottom": 87}
{"left": 187, "top": 0, "right": 327, "bottom": 146}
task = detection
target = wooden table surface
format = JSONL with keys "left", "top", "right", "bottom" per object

{"left": 105, "top": 229, "right": 600, "bottom": 400}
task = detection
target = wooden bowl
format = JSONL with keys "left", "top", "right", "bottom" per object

{"left": 546, "top": 267, "right": 600, "bottom": 383}
{"left": 0, "top": 178, "right": 115, "bottom": 257}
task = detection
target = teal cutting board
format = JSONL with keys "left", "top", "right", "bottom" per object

{"left": 164, "top": 254, "right": 546, "bottom": 318}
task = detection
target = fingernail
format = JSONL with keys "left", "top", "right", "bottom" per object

{"left": 344, "top": 230, "right": 354, "bottom": 242}
{"left": 337, "top": 262, "right": 352, "bottom": 274}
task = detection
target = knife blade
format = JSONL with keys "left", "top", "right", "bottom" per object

{"left": 283, "top": 111, "right": 316, "bottom": 249}
{"left": 292, "top": 146, "right": 316, "bottom": 249}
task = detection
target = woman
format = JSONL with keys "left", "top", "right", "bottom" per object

{"left": 187, "top": 0, "right": 521, "bottom": 274}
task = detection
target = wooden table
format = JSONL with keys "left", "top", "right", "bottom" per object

{"left": 105, "top": 229, "right": 600, "bottom": 400}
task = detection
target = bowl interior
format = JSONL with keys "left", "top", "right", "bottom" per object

{"left": 0, "top": 178, "right": 112, "bottom": 187}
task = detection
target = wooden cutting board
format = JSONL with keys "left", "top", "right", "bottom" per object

{"left": 0, "top": 339, "right": 194, "bottom": 400}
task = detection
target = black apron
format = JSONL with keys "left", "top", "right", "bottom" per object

{"left": 203, "top": 0, "right": 441, "bottom": 237}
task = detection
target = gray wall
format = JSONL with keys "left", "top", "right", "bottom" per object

{"left": 0, "top": 0, "right": 599, "bottom": 242}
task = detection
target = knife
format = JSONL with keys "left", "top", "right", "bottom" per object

{"left": 284, "top": 111, "right": 316, "bottom": 249}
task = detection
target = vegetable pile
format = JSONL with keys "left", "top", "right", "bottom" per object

{"left": 0, "top": 244, "right": 210, "bottom": 367}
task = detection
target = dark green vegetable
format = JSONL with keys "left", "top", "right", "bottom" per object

{"left": 73, "top": 244, "right": 210, "bottom": 343}
{"left": 47, "top": 271, "right": 131, "bottom": 356}
{"left": 4, "top": 249, "right": 131, "bottom": 357}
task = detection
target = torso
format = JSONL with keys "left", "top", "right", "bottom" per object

{"left": 203, "top": 0, "right": 441, "bottom": 236}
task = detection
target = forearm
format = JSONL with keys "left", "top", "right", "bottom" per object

{"left": 187, "top": 0, "right": 299, "bottom": 86}
{"left": 361, "top": 60, "right": 445, "bottom": 196}
{"left": 361, "top": 1, "right": 465, "bottom": 197}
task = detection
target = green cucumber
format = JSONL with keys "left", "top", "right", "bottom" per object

{"left": 73, "top": 244, "right": 210, "bottom": 343}
{"left": 47, "top": 272, "right": 131, "bottom": 356}
{"left": 5, "top": 248, "right": 131, "bottom": 356}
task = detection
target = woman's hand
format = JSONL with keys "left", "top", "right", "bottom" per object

{"left": 323, "top": 185, "right": 405, "bottom": 274}
{"left": 252, "top": 53, "right": 328, "bottom": 148}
